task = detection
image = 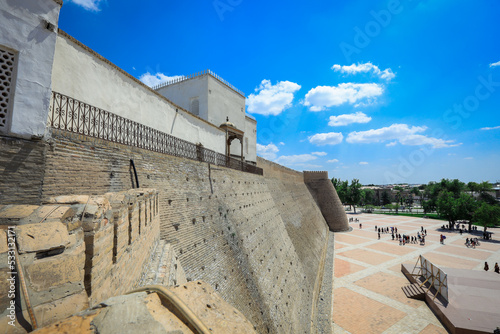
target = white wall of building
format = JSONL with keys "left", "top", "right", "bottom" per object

{"left": 157, "top": 76, "right": 209, "bottom": 120}
{"left": 0, "top": 0, "right": 61, "bottom": 138}
{"left": 245, "top": 116, "right": 257, "bottom": 163}
{"left": 207, "top": 76, "right": 246, "bottom": 130}
{"left": 51, "top": 33, "right": 225, "bottom": 154}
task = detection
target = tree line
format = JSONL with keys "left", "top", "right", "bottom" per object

{"left": 331, "top": 178, "right": 499, "bottom": 233}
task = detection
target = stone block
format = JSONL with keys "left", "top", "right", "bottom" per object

{"left": 33, "top": 291, "right": 89, "bottom": 328}
{"left": 47, "top": 195, "right": 90, "bottom": 204}
{"left": 0, "top": 205, "right": 39, "bottom": 223}
{"left": 16, "top": 222, "right": 70, "bottom": 254}
{"left": 0, "top": 229, "right": 7, "bottom": 253}
{"left": 25, "top": 244, "right": 85, "bottom": 291}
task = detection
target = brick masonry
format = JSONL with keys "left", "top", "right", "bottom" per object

{"left": 0, "top": 188, "right": 159, "bottom": 331}
{"left": 0, "top": 130, "right": 338, "bottom": 333}
{"left": 304, "top": 171, "right": 350, "bottom": 232}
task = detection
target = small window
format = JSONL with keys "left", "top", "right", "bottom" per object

{"left": 0, "top": 46, "right": 16, "bottom": 133}
{"left": 190, "top": 97, "right": 199, "bottom": 116}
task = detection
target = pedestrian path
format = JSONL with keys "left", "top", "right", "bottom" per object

{"left": 331, "top": 214, "right": 500, "bottom": 334}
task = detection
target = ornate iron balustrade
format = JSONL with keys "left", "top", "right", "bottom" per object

{"left": 49, "top": 92, "right": 263, "bottom": 176}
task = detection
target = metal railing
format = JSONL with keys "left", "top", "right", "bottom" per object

{"left": 49, "top": 92, "right": 263, "bottom": 175}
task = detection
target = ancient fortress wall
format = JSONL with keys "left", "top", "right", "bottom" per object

{"left": 0, "top": 130, "right": 331, "bottom": 333}
{"left": 304, "top": 171, "right": 350, "bottom": 232}
{"left": 51, "top": 32, "right": 226, "bottom": 154}
{"left": 0, "top": 189, "right": 159, "bottom": 330}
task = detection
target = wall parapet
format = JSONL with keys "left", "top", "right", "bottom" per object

{"left": 49, "top": 91, "right": 263, "bottom": 176}
{"left": 0, "top": 189, "right": 159, "bottom": 331}
{"left": 152, "top": 69, "right": 245, "bottom": 97}
{"left": 303, "top": 171, "right": 329, "bottom": 182}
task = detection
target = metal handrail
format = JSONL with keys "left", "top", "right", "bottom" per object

{"left": 49, "top": 92, "right": 263, "bottom": 175}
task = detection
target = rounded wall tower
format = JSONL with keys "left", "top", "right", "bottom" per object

{"left": 303, "top": 171, "right": 349, "bottom": 232}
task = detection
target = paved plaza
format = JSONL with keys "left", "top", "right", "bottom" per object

{"left": 332, "top": 213, "right": 500, "bottom": 334}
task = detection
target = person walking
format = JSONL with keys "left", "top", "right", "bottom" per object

{"left": 484, "top": 262, "right": 489, "bottom": 271}
{"left": 495, "top": 263, "right": 499, "bottom": 274}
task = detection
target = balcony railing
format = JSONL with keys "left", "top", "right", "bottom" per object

{"left": 49, "top": 92, "right": 263, "bottom": 175}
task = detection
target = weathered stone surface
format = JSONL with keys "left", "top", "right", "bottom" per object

{"left": 47, "top": 195, "right": 90, "bottom": 204}
{"left": 170, "top": 281, "right": 258, "bottom": 334}
{"left": 16, "top": 221, "right": 70, "bottom": 254}
{"left": 92, "top": 292, "right": 169, "bottom": 334}
{"left": 31, "top": 310, "right": 101, "bottom": 334}
{"left": 0, "top": 205, "right": 39, "bottom": 221}
{"left": 25, "top": 243, "right": 85, "bottom": 291}
{"left": 0, "top": 229, "right": 8, "bottom": 253}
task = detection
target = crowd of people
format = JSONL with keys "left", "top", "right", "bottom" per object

{"left": 374, "top": 225, "right": 428, "bottom": 245}
{"left": 352, "top": 218, "right": 499, "bottom": 275}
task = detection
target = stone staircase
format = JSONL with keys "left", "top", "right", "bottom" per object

{"left": 402, "top": 283, "right": 425, "bottom": 300}
{"left": 138, "top": 239, "right": 187, "bottom": 287}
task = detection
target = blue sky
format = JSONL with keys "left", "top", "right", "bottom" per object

{"left": 59, "top": 0, "right": 500, "bottom": 185}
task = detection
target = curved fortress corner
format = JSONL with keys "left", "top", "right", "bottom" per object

{"left": 303, "top": 171, "right": 350, "bottom": 232}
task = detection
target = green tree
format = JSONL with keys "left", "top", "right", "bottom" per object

{"left": 436, "top": 191, "right": 459, "bottom": 227}
{"left": 474, "top": 202, "right": 500, "bottom": 233}
{"left": 381, "top": 191, "right": 391, "bottom": 206}
{"left": 331, "top": 178, "right": 348, "bottom": 204}
{"left": 361, "top": 188, "right": 375, "bottom": 207}
{"left": 436, "top": 191, "right": 477, "bottom": 229}
{"left": 345, "top": 179, "right": 362, "bottom": 213}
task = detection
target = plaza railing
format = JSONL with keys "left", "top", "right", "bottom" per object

{"left": 49, "top": 91, "right": 263, "bottom": 176}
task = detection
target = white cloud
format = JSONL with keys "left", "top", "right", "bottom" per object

{"left": 256, "top": 143, "right": 279, "bottom": 160}
{"left": 139, "top": 72, "right": 183, "bottom": 87}
{"left": 304, "top": 83, "right": 383, "bottom": 111}
{"left": 346, "top": 124, "right": 461, "bottom": 148}
{"left": 489, "top": 61, "right": 500, "bottom": 68}
{"left": 328, "top": 112, "right": 372, "bottom": 126}
{"left": 327, "top": 159, "right": 339, "bottom": 163}
{"left": 308, "top": 132, "right": 344, "bottom": 146}
{"left": 67, "top": 0, "right": 104, "bottom": 11}
{"left": 279, "top": 142, "right": 285, "bottom": 145}
{"left": 359, "top": 161, "right": 369, "bottom": 165}
{"left": 312, "top": 152, "right": 327, "bottom": 156}
{"left": 464, "top": 157, "right": 474, "bottom": 160}
{"left": 480, "top": 125, "right": 500, "bottom": 130}
{"left": 275, "top": 154, "right": 317, "bottom": 164}
{"left": 246, "top": 80, "right": 301, "bottom": 116}
{"left": 332, "top": 62, "right": 396, "bottom": 81}
{"left": 386, "top": 141, "right": 397, "bottom": 147}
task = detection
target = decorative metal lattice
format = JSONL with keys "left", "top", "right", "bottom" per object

{"left": 0, "top": 47, "right": 16, "bottom": 131}
{"left": 50, "top": 91, "right": 263, "bottom": 175}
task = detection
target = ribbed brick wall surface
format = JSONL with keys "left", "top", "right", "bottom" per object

{"left": 1, "top": 130, "right": 329, "bottom": 334}
{"left": 0, "top": 135, "right": 46, "bottom": 204}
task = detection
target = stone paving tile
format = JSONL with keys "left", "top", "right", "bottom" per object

{"left": 450, "top": 238, "right": 500, "bottom": 252}
{"left": 335, "top": 243, "right": 348, "bottom": 250}
{"left": 419, "top": 323, "right": 448, "bottom": 334}
{"left": 366, "top": 242, "right": 418, "bottom": 256}
{"left": 335, "top": 234, "right": 372, "bottom": 245}
{"left": 434, "top": 244, "right": 492, "bottom": 260}
{"left": 422, "top": 252, "right": 479, "bottom": 269}
{"left": 354, "top": 272, "right": 423, "bottom": 309}
{"left": 340, "top": 248, "right": 396, "bottom": 266}
{"left": 334, "top": 258, "right": 367, "bottom": 278}
{"left": 332, "top": 287, "right": 406, "bottom": 334}
{"left": 329, "top": 214, "right": 500, "bottom": 333}
{"left": 349, "top": 229, "right": 379, "bottom": 239}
